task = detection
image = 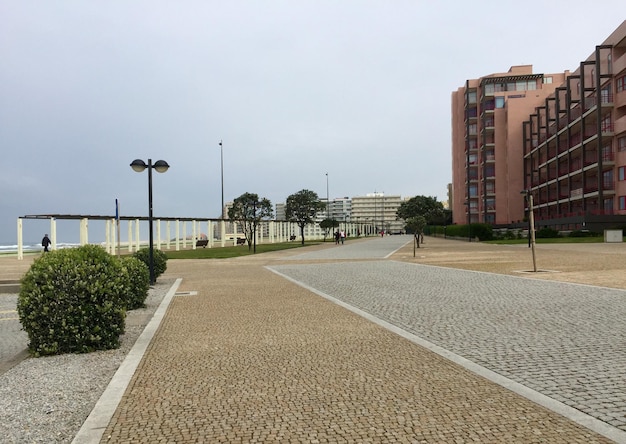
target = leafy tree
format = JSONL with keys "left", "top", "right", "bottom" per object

{"left": 319, "top": 218, "right": 340, "bottom": 242}
{"left": 227, "top": 192, "right": 273, "bottom": 251}
{"left": 397, "top": 195, "right": 445, "bottom": 225}
{"left": 406, "top": 215, "right": 427, "bottom": 255}
{"left": 285, "top": 189, "right": 326, "bottom": 245}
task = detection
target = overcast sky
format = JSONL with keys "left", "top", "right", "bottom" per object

{"left": 1, "top": 1, "right": 624, "bottom": 243}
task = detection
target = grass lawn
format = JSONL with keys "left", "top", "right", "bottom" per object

{"left": 165, "top": 240, "right": 324, "bottom": 259}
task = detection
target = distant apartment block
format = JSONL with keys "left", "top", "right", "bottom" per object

{"left": 451, "top": 65, "right": 567, "bottom": 226}
{"left": 351, "top": 193, "right": 406, "bottom": 234}
{"left": 522, "top": 21, "right": 626, "bottom": 232}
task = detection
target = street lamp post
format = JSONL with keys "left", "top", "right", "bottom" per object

{"left": 326, "top": 172, "right": 330, "bottom": 220}
{"left": 130, "top": 158, "right": 170, "bottom": 284}
{"left": 521, "top": 189, "right": 537, "bottom": 272}
{"left": 252, "top": 200, "right": 258, "bottom": 254}
{"left": 219, "top": 140, "right": 224, "bottom": 218}
{"left": 374, "top": 191, "right": 377, "bottom": 235}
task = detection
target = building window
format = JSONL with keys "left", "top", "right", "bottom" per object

{"left": 469, "top": 184, "right": 478, "bottom": 197}
{"left": 619, "top": 137, "right": 626, "bottom": 152}
{"left": 468, "top": 91, "right": 477, "bottom": 104}
{"left": 484, "top": 84, "right": 494, "bottom": 94}
{"left": 495, "top": 96, "right": 505, "bottom": 108}
{"left": 617, "top": 75, "right": 626, "bottom": 93}
{"left": 603, "top": 170, "right": 614, "bottom": 189}
{"left": 619, "top": 196, "right": 626, "bottom": 211}
{"left": 544, "top": 76, "right": 553, "bottom": 84}
{"left": 619, "top": 166, "right": 626, "bottom": 181}
{"left": 601, "top": 114, "right": 612, "bottom": 132}
{"left": 601, "top": 86, "right": 612, "bottom": 103}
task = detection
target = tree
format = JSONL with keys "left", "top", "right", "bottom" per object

{"left": 406, "top": 216, "right": 427, "bottom": 255}
{"left": 227, "top": 192, "right": 273, "bottom": 252}
{"left": 319, "top": 218, "right": 340, "bottom": 242}
{"left": 284, "top": 189, "right": 326, "bottom": 245}
{"left": 397, "top": 195, "right": 445, "bottom": 225}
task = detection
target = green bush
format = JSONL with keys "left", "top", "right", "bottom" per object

{"left": 121, "top": 256, "right": 150, "bottom": 309}
{"left": 569, "top": 230, "right": 599, "bottom": 237}
{"left": 439, "top": 223, "right": 492, "bottom": 241}
{"left": 536, "top": 228, "right": 560, "bottom": 238}
{"left": 133, "top": 248, "right": 168, "bottom": 280}
{"left": 17, "top": 245, "right": 127, "bottom": 356}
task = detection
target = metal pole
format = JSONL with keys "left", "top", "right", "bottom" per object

{"left": 528, "top": 193, "right": 537, "bottom": 272}
{"left": 147, "top": 159, "right": 155, "bottom": 285}
{"left": 253, "top": 200, "right": 257, "bottom": 254}
{"left": 220, "top": 140, "right": 224, "bottom": 219}
{"left": 380, "top": 191, "right": 387, "bottom": 235}
{"left": 374, "top": 191, "right": 377, "bottom": 235}
{"left": 326, "top": 172, "right": 329, "bottom": 219}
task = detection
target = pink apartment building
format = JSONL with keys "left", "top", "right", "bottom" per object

{"left": 522, "top": 21, "right": 626, "bottom": 232}
{"left": 452, "top": 20, "right": 626, "bottom": 232}
{"left": 451, "top": 65, "right": 567, "bottom": 226}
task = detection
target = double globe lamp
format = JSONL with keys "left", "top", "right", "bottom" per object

{"left": 130, "top": 159, "right": 170, "bottom": 284}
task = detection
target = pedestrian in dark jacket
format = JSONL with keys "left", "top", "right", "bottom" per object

{"left": 42, "top": 234, "right": 51, "bottom": 252}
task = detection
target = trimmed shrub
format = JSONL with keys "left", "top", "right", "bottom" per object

{"left": 469, "top": 223, "right": 493, "bottom": 241}
{"left": 133, "top": 248, "right": 168, "bottom": 280}
{"left": 536, "top": 228, "right": 560, "bottom": 238}
{"left": 438, "top": 223, "right": 492, "bottom": 241}
{"left": 17, "top": 245, "right": 127, "bottom": 356}
{"left": 569, "top": 230, "right": 599, "bottom": 237}
{"left": 121, "top": 256, "right": 150, "bottom": 309}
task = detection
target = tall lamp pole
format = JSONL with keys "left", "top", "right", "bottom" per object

{"left": 252, "top": 200, "right": 258, "bottom": 254}
{"left": 326, "top": 172, "right": 330, "bottom": 219}
{"left": 219, "top": 140, "right": 224, "bottom": 218}
{"left": 130, "top": 158, "right": 170, "bottom": 285}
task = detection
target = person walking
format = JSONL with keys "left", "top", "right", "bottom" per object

{"left": 42, "top": 234, "right": 52, "bottom": 252}
{"left": 340, "top": 230, "right": 346, "bottom": 244}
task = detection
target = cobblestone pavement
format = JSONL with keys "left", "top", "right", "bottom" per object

{"left": 96, "top": 236, "right": 624, "bottom": 443}
{"left": 270, "top": 259, "right": 626, "bottom": 433}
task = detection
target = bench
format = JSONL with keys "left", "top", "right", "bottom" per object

{"left": 195, "top": 239, "right": 209, "bottom": 248}
{"left": 236, "top": 238, "right": 246, "bottom": 245}
{"left": 289, "top": 235, "right": 297, "bottom": 241}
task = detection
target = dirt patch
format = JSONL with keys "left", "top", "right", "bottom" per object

{"left": 392, "top": 237, "right": 626, "bottom": 290}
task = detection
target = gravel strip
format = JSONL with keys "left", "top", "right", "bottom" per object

{"left": 0, "top": 279, "right": 172, "bottom": 443}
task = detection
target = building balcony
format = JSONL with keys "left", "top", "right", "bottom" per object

{"left": 615, "top": 115, "right": 626, "bottom": 135}
{"left": 613, "top": 52, "right": 626, "bottom": 76}
{"left": 616, "top": 90, "right": 626, "bottom": 111}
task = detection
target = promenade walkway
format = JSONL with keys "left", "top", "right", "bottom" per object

{"left": 70, "top": 235, "right": 625, "bottom": 443}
